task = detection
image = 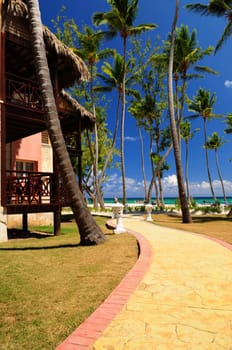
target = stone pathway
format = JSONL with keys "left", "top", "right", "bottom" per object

{"left": 57, "top": 216, "right": 232, "bottom": 350}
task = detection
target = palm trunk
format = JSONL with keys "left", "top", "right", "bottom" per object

{"left": 121, "top": 36, "right": 127, "bottom": 206}
{"left": 89, "top": 66, "right": 104, "bottom": 209}
{"left": 185, "top": 140, "right": 191, "bottom": 203}
{"left": 167, "top": 0, "right": 192, "bottom": 223}
{"left": 27, "top": 0, "right": 105, "bottom": 245}
{"left": 99, "top": 92, "right": 120, "bottom": 189}
{"left": 138, "top": 127, "right": 148, "bottom": 202}
{"left": 203, "top": 119, "right": 217, "bottom": 202}
{"left": 215, "top": 149, "right": 226, "bottom": 202}
{"left": 148, "top": 129, "right": 155, "bottom": 202}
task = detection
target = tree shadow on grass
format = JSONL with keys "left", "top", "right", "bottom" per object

{"left": 191, "top": 216, "right": 232, "bottom": 224}
{"left": 7, "top": 228, "right": 54, "bottom": 240}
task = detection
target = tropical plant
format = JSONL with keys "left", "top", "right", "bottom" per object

{"left": 205, "top": 132, "right": 227, "bottom": 201}
{"left": 72, "top": 26, "right": 115, "bottom": 209}
{"left": 163, "top": 24, "right": 217, "bottom": 145}
{"left": 26, "top": 0, "right": 105, "bottom": 245}
{"left": 128, "top": 37, "right": 171, "bottom": 205}
{"left": 93, "top": 0, "right": 156, "bottom": 205}
{"left": 94, "top": 53, "right": 130, "bottom": 193}
{"left": 185, "top": 0, "right": 232, "bottom": 52}
{"left": 187, "top": 88, "right": 219, "bottom": 202}
{"left": 167, "top": 0, "right": 192, "bottom": 223}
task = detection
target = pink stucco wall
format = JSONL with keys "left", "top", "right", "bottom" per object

{"left": 11, "top": 133, "right": 42, "bottom": 171}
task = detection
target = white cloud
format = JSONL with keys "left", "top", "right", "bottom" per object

{"left": 125, "top": 136, "right": 136, "bottom": 142}
{"left": 224, "top": 80, "right": 232, "bottom": 88}
{"left": 102, "top": 172, "right": 232, "bottom": 199}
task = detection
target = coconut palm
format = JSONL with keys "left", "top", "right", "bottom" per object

{"left": 26, "top": 0, "right": 105, "bottom": 245}
{"left": 205, "top": 132, "right": 227, "bottom": 202}
{"left": 72, "top": 26, "right": 115, "bottom": 209}
{"left": 188, "top": 88, "right": 219, "bottom": 202}
{"left": 167, "top": 0, "right": 192, "bottom": 223}
{"left": 94, "top": 53, "right": 124, "bottom": 192}
{"left": 93, "top": 0, "right": 156, "bottom": 205}
{"left": 163, "top": 24, "right": 217, "bottom": 143}
{"left": 185, "top": 0, "right": 232, "bottom": 52}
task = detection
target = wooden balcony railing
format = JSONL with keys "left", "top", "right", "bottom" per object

{"left": 6, "top": 73, "right": 44, "bottom": 111}
{"left": 6, "top": 170, "right": 55, "bottom": 206}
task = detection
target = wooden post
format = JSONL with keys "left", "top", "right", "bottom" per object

{"left": 22, "top": 213, "right": 28, "bottom": 232}
{"left": 77, "top": 119, "right": 82, "bottom": 191}
{"left": 53, "top": 155, "right": 61, "bottom": 236}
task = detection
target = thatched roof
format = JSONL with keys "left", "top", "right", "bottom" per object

{"left": 5, "top": 0, "right": 90, "bottom": 86}
{"left": 58, "top": 90, "right": 95, "bottom": 131}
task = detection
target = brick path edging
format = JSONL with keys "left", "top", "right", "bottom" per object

{"left": 56, "top": 230, "right": 153, "bottom": 350}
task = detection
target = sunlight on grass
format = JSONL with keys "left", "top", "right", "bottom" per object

{"left": 0, "top": 217, "right": 138, "bottom": 349}
{"left": 153, "top": 213, "right": 232, "bottom": 245}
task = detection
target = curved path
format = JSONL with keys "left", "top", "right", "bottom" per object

{"left": 57, "top": 216, "right": 232, "bottom": 350}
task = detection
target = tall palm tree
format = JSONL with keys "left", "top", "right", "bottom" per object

{"left": 93, "top": 0, "right": 156, "bottom": 205}
{"left": 188, "top": 88, "right": 219, "bottom": 202}
{"left": 73, "top": 26, "right": 114, "bottom": 209}
{"left": 168, "top": 0, "right": 192, "bottom": 223}
{"left": 205, "top": 132, "right": 227, "bottom": 202}
{"left": 163, "top": 25, "right": 217, "bottom": 144}
{"left": 26, "top": 0, "right": 105, "bottom": 245}
{"left": 94, "top": 53, "right": 124, "bottom": 192}
{"left": 185, "top": 0, "right": 232, "bottom": 52}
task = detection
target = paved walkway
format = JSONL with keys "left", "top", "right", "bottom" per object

{"left": 57, "top": 216, "right": 232, "bottom": 350}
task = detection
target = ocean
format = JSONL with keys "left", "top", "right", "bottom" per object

{"left": 103, "top": 197, "right": 232, "bottom": 205}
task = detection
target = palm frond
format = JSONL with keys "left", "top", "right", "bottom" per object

{"left": 215, "top": 21, "right": 232, "bottom": 52}
{"left": 194, "top": 65, "right": 218, "bottom": 75}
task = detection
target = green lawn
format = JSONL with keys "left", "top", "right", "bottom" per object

{"left": 0, "top": 216, "right": 138, "bottom": 350}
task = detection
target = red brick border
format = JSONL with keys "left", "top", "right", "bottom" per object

{"left": 56, "top": 230, "right": 153, "bottom": 350}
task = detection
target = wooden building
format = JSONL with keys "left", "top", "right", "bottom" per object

{"left": 0, "top": 0, "right": 94, "bottom": 241}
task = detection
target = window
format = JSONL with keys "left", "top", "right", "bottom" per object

{"left": 16, "top": 161, "right": 36, "bottom": 174}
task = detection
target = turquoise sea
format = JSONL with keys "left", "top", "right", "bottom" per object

{"left": 103, "top": 197, "right": 232, "bottom": 205}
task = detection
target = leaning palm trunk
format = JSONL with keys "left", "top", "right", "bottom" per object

{"left": 167, "top": 0, "right": 192, "bottom": 223}
{"left": 215, "top": 149, "right": 226, "bottom": 202}
{"left": 203, "top": 119, "right": 217, "bottom": 202}
{"left": 26, "top": 0, "right": 105, "bottom": 245}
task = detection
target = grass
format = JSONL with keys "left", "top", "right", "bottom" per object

{"left": 0, "top": 216, "right": 138, "bottom": 350}
{"left": 153, "top": 212, "right": 232, "bottom": 245}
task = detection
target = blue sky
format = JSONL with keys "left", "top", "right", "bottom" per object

{"left": 39, "top": 0, "right": 232, "bottom": 199}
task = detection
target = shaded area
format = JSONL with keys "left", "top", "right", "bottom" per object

{"left": 7, "top": 228, "right": 54, "bottom": 240}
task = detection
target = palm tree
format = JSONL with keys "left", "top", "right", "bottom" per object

{"left": 180, "top": 121, "right": 199, "bottom": 203}
{"left": 185, "top": 1, "right": 232, "bottom": 52}
{"left": 168, "top": 0, "right": 192, "bottom": 223}
{"left": 26, "top": 0, "right": 105, "bottom": 245}
{"left": 188, "top": 88, "right": 219, "bottom": 202}
{"left": 163, "top": 24, "right": 217, "bottom": 144}
{"left": 128, "top": 99, "right": 149, "bottom": 201}
{"left": 205, "top": 132, "right": 227, "bottom": 202}
{"left": 72, "top": 26, "right": 114, "bottom": 209}
{"left": 93, "top": 0, "right": 156, "bottom": 205}
{"left": 94, "top": 53, "right": 124, "bottom": 193}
